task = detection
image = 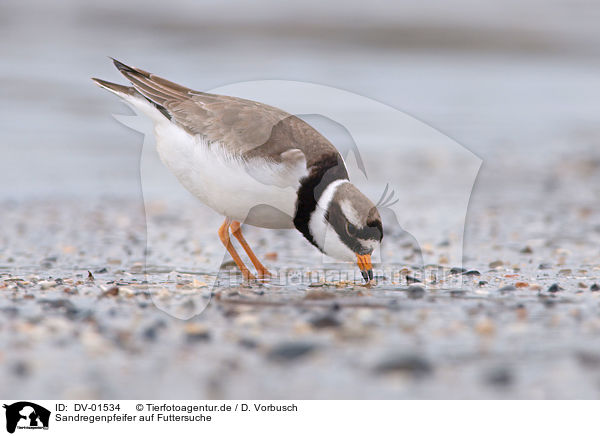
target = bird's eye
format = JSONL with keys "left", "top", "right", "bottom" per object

{"left": 346, "top": 222, "right": 358, "bottom": 237}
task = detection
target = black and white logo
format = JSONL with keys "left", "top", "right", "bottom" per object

{"left": 3, "top": 402, "right": 50, "bottom": 434}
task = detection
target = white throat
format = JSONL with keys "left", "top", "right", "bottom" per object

{"left": 308, "top": 179, "right": 355, "bottom": 262}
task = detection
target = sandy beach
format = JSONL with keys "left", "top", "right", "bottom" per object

{"left": 1, "top": 0, "right": 600, "bottom": 399}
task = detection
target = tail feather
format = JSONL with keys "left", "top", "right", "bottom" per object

{"left": 110, "top": 58, "right": 192, "bottom": 105}
{"left": 91, "top": 77, "right": 137, "bottom": 97}
{"left": 93, "top": 58, "right": 195, "bottom": 122}
{"left": 91, "top": 76, "right": 172, "bottom": 121}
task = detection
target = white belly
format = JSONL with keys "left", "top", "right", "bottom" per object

{"left": 154, "top": 122, "right": 298, "bottom": 229}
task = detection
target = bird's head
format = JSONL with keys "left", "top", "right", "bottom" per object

{"left": 309, "top": 181, "right": 383, "bottom": 282}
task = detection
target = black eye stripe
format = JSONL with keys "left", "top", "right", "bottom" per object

{"left": 354, "top": 225, "right": 382, "bottom": 241}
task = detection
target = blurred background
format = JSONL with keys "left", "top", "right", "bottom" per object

{"left": 2, "top": 0, "right": 599, "bottom": 201}
{"left": 1, "top": 0, "right": 600, "bottom": 399}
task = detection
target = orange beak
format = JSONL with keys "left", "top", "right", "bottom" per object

{"left": 356, "top": 254, "right": 373, "bottom": 282}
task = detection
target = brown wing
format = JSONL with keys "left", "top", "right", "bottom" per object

{"left": 111, "top": 59, "right": 310, "bottom": 156}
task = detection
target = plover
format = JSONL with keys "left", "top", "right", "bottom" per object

{"left": 93, "top": 59, "right": 382, "bottom": 282}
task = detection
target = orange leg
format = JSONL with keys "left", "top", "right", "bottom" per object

{"left": 218, "top": 218, "right": 255, "bottom": 280}
{"left": 230, "top": 221, "right": 272, "bottom": 278}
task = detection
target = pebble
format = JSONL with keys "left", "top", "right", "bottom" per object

{"left": 485, "top": 367, "right": 513, "bottom": 387}
{"left": 238, "top": 338, "right": 258, "bottom": 349}
{"left": 498, "top": 285, "right": 517, "bottom": 292}
{"left": 374, "top": 354, "right": 433, "bottom": 378}
{"left": 264, "top": 252, "right": 278, "bottom": 261}
{"left": 547, "top": 283, "right": 563, "bottom": 293}
{"left": 309, "top": 313, "right": 341, "bottom": 329}
{"left": 101, "top": 286, "right": 120, "bottom": 298}
{"left": 38, "top": 280, "right": 56, "bottom": 290}
{"left": 267, "top": 342, "right": 316, "bottom": 362}
{"left": 463, "top": 270, "right": 481, "bottom": 276}
{"left": 184, "top": 323, "right": 211, "bottom": 342}
{"left": 514, "top": 282, "right": 529, "bottom": 288}
{"left": 590, "top": 283, "right": 600, "bottom": 292}
{"left": 489, "top": 260, "right": 504, "bottom": 268}
{"left": 12, "top": 361, "right": 30, "bottom": 377}
{"left": 576, "top": 351, "right": 600, "bottom": 368}
{"left": 520, "top": 246, "right": 533, "bottom": 254}
{"left": 450, "top": 267, "right": 466, "bottom": 274}
{"left": 407, "top": 285, "right": 425, "bottom": 299}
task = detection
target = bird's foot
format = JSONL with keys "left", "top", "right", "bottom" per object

{"left": 256, "top": 267, "right": 272, "bottom": 280}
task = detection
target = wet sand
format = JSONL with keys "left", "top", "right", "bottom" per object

{"left": 2, "top": 0, "right": 600, "bottom": 400}
{"left": 1, "top": 152, "right": 599, "bottom": 399}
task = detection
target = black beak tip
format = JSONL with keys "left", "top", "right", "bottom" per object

{"left": 361, "top": 269, "right": 374, "bottom": 282}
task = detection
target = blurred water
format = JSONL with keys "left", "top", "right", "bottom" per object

{"left": 1, "top": 0, "right": 599, "bottom": 200}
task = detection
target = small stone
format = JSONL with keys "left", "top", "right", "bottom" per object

{"left": 87, "top": 271, "right": 94, "bottom": 281}
{"left": 578, "top": 282, "right": 587, "bottom": 289}
{"left": 498, "top": 285, "right": 517, "bottom": 292}
{"left": 514, "top": 282, "right": 529, "bottom": 288}
{"left": 374, "top": 354, "right": 432, "bottom": 378}
{"left": 547, "top": 283, "right": 562, "bottom": 293}
{"left": 590, "top": 283, "right": 600, "bottom": 292}
{"left": 309, "top": 313, "right": 341, "bottom": 329}
{"left": 576, "top": 351, "right": 600, "bottom": 368}
{"left": 485, "top": 367, "right": 513, "bottom": 387}
{"left": 520, "top": 246, "right": 533, "bottom": 254}
{"left": 238, "top": 338, "right": 258, "bottom": 349}
{"left": 538, "top": 263, "right": 552, "bottom": 270}
{"left": 529, "top": 284, "right": 542, "bottom": 291}
{"left": 184, "top": 323, "right": 211, "bottom": 342}
{"left": 101, "top": 286, "right": 119, "bottom": 298}
{"left": 478, "top": 281, "right": 488, "bottom": 287}
{"left": 94, "top": 267, "right": 108, "bottom": 274}
{"left": 450, "top": 267, "right": 466, "bottom": 274}
{"left": 489, "top": 260, "right": 504, "bottom": 269}
{"left": 463, "top": 270, "right": 481, "bottom": 276}
{"left": 407, "top": 285, "right": 425, "bottom": 299}
{"left": 38, "top": 280, "right": 55, "bottom": 290}
{"left": 267, "top": 342, "right": 316, "bottom": 362}
{"left": 558, "top": 269, "right": 572, "bottom": 275}
{"left": 264, "top": 252, "right": 278, "bottom": 261}
{"left": 12, "top": 361, "right": 30, "bottom": 377}
{"left": 142, "top": 326, "right": 158, "bottom": 341}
